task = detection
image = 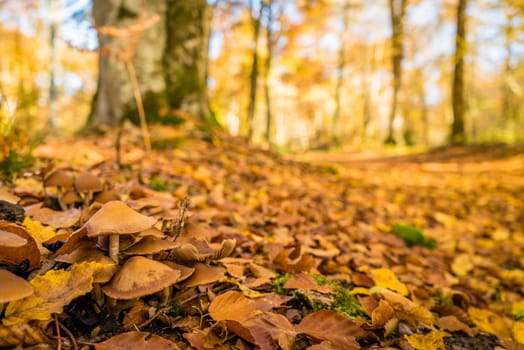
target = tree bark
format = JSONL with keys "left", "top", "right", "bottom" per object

{"left": 89, "top": 0, "right": 214, "bottom": 128}
{"left": 450, "top": 0, "right": 468, "bottom": 145}
{"left": 385, "top": 0, "right": 407, "bottom": 145}
{"left": 247, "top": 0, "right": 262, "bottom": 142}
{"left": 263, "top": 0, "right": 274, "bottom": 147}
{"left": 332, "top": 0, "right": 350, "bottom": 146}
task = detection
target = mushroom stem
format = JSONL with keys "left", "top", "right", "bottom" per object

{"left": 159, "top": 286, "right": 171, "bottom": 306}
{"left": 109, "top": 234, "right": 119, "bottom": 263}
{"left": 92, "top": 284, "right": 104, "bottom": 313}
{"left": 57, "top": 188, "right": 67, "bottom": 211}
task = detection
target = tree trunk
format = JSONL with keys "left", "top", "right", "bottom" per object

{"left": 263, "top": 1, "right": 274, "bottom": 147}
{"left": 89, "top": 0, "right": 213, "bottom": 128}
{"left": 332, "top": 0, "right": 350, "bottom": 146}
{"left": 247, "top": 0, "right": 262, "bottom": 142}
{"left": 450, "top": 0, "right": 468, "bottom": 145}
{"left": 385, "top": 0, "right": 407, "bottom": 145}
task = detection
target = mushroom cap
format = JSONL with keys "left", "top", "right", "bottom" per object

{"left": 85, "top": 201, "right": 156, "bottom": 237}
{"left": 122, "top": 236, "right": 177, "bottom": 255}
{"left": 75, "top": 172, "right": 103, "bottom": 193}
{"left": 102, "top": 256, "right": 181, "bottom": 300}
{"left": 0, "top": 269, "right": 33, "bottom": 303}
{"left": 93, "top": 189, "right": 121, "bottom": 204}
{"left": 62, "top": 191, "right": 82, "bottom": 205}
{"left": 0, "top": 230, "right": 28, "bottom": 247}
{"left": 44, "top": 169, "right": 73, "bottom": 189}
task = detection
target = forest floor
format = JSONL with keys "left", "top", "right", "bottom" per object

{"left": 1, "top": 125, "right": 524, "bottom": 350}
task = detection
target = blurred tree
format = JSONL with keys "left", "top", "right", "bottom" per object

{"left": 450, "top": 0, "right": 468, "bottom": 144}
{"left": 89, "top": 0, "right": 215, "bottom": 129}
{"left": 247, "top": 0, "right": 262, "bottom": 142}
{"left": 385, "top": 0, "right": 408, "bottom": 145}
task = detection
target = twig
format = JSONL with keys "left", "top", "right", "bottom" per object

{"left": 59, "top": 322, "right": 79, "bottom": 350}
{"left": 136, "top": 306, "right": 171, "bottom": 329}
{"left": 125, "top": 61, "right": 151, "bottom": 153}
{"left": 54, "top": 315, "right": 62, "bottom": 350}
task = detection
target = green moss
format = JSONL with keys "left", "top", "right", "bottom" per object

{"left": 392, "top": 224, "right": 436, "bottom": 249}
{"left": 151, "top": 136, "right": 185, "bottom": 151}
{"left": 121, "top": 91, "right": 170, "bottom": 126}
{"left": 149, "top": 177, "right": 168, "bottom": 192}
{"left": 272, "top": 273, "right": 293, "bottom": 295}
{"left": 331, "top": 285, "right": 368, "bottom": 320}
{"left": 435, "top": 295, "right": 454, "bottom": 306}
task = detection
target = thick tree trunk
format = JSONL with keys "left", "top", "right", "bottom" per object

{"left": 450, "top": 0, "right": 467, "bottom": 145}
{"left": 89, "top": 0, "right": 213, "bottom": 128}
{"left": 385, "top": 0, "right": 407, "bottom": 145}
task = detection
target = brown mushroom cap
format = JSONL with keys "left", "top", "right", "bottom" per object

{"left": 62, "top": 191, "right": 82, "bottom": 205}
{"left": 0, "top": 230, "right": 28, "bottom": 247}
{"left": 102, "top": 256, "right": 181, "bottom": 300}
{"left": 44, "top": 169, "right": 73, "bottom": 189}
{"left": 93, "top": 189, "right": 121, "bottom": 204}
{"left": 85, "top": 201, "right": 156, "bottom": 237}
{"left": 122, "top": 236, "right": 177, "bottom": 255}
{"left": 0, "top": 269, "right": 33, "bottom": 303}
{"left": 75, "top": 172, "right": 103, "bottom": 193}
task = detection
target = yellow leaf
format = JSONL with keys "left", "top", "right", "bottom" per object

{"left": 220, "top": 277, "right": 267, "bottom": 298}
{"left": 451, "top": 254, "right": 474, "bottom": 277}
{"left": 405, "top": 329, "right": 450, "bottom": 350}
{"left": 371, "top": 268, "right": 408, "bottom": 296}
{"left": 513, "top": 321, "right": 524, "bottom": 344}
{"left": 468, "top": 307, "right": 512, "bottom": 339}
{"left": 22, "top": 217, "right": 56, "bottom": 244}
{"left": 3, "top": 261, "right": 98, "bottom": 326}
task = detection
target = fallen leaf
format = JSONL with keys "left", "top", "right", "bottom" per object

{"left": 451, "top": 253, "right": 474, "bottom": 277}
{"left": 3, "top": 261, "right": 97, "bottom": 325}
{"left": 23, "top": 216, "right": 56, "bottom": 243}
{"left": 436, "top": 316, "right": 475, "bottom": 337}
{"left": 514, "top": 321, "right": 524, "bottom": 345}
{"left": 95, "top": 331, "right": 181, "bottom": 350}
{"left": 296, "top": 310, "right": 364, "bottom": 349}
{"left": 371, "top": 268, "right": 408, "bottom": 296}
{"left": 405, "top": 329, "right": 450, "bottom": 350}
{"left": 208, "top": 290, "right": 258, "bottom": 323}
{"left": 468, "top": 307, "right": 512, "bottom": 339}
{"left": 283, "top": 273, "right": 333, "bottom": 294}
{"left": 0, "top": 321, "right": 50, "bottom": 347}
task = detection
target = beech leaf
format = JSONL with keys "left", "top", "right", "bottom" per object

{"left": 208, "top": 290, "right": 258, "bottom": 323}
{"left": 3, "top": 261, "right": 98, "bottom": 325}
{"left": 95, "top": 331, "right": 181, "bottom": 350}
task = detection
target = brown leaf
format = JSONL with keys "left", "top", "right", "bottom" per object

{"left": 248, "top": 312, "right": 297, "bottom": 350}
{"left": 296, "top": 310, "right": 364, "bottom": 349}
{"left": 273, "top": 247, "right": 315, "bottom": 273}
{"left": 0, "top": 321, "right": 50, "bottom": 347}
{"left": 432, "top": 305, "right": 470, "bottom": 325}
{"left": 371, "top": 300, "right": 395, "bottom": 328}
{"left": 436, "top": 316, "right": 476, "bottom": 337}
{"left": 183, "top": 263, "right": 225, "bottom": 287}
{"left": 208, "top": 291, "right": 258, "bottom": 323}
{"left": 283, "top": 273, "right": 333, "bottom": 294}
{"left": 31, "top": 207, "right": 80, "bottom": 228}
{"left": 95, "top": 331, "right": 180, "bottom": 350}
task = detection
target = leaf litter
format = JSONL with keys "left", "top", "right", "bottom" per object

{"left": 0, "top": 128, "right": 523, "bottom": 349}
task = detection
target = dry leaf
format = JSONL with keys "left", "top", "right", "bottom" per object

{"left": 296, "top": 310, "right": 364, "bottom": 349}
{"left": 405, "top": 329, "right": 449, "bottom": 350}
{"left": 3, "top": 261, "right": 98, "bottom": 325}
{"left": 23, "top": 216, "right": 56, "bottom": 243}
{"left": 514, "top": 321, "right": 524, "bottom": 345}
{"left": 95, "top": 331, "right": 180, "bottom": 350}
{"left": 0, "top": 321, "right": 50, "bottom": 347}
{"left": 283, "top": 273, "right": 333, "bottom": 294}
{"left": 208, "top": 290, "right": 258, "bottom": 323}
{"left": 468, "top": 307, "right": 512, "bottom": 339}
{"left": 436, "top": 316, "right": 475, "bottom": 337}
{"left": 30, "top": 207, "right": 80, "bottom": 229}
{"left": 0, "top": 221, "right": 40, "bottom": 270}
{"left": 371, "top": 268, "right": 408, "bottom": 296}
{"left": 451, "top": 254, "right": 474, "bottom": 277}
{"left": 372, "top": 299, "right": 395, "bottom": 327}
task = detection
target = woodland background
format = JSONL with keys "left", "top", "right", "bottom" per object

{"left": 0, "top": 0, "right": 523, "bottom": 151}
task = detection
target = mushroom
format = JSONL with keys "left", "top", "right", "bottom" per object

{"left": 84, "top": 201, "right": 156, "bottom": 263}
{"left": 122, "top": 236, "right": 177, "bottom": 258}
{"left": 0, "top": 269, "right": 33, "bottom": 315}
{"left": 93, "top": 188, "right": 121, "bottom": 204}
{"left": 62, "top": 190, "right": 82, "bottom": 209}
{"left": 75, "top": 172, "right": 103, "bottom": 209}
{"left": 103, "top": 256, "right": 181, "bottom": 306}
{"left": 44, "top": 169, "right": 74, "bottom": 210}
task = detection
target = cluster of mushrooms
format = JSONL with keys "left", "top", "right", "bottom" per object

{"left": 1, "top": 167, "right": 237, "bottom": 316}
{"left": 56, "top": 199, "right": 236, "bottom": 311}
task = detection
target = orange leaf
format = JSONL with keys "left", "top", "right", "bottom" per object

{"left": 95, "top": 331, "right": 180, "bottom": 350}
{"left": 208, "top": 291, "right": 258, "bottom": 323}
{"left": 296, "top": 310, "right": 364, "bottom": 349}
{"left": 282, "top": 273, "right": 333, "bottom": 294}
